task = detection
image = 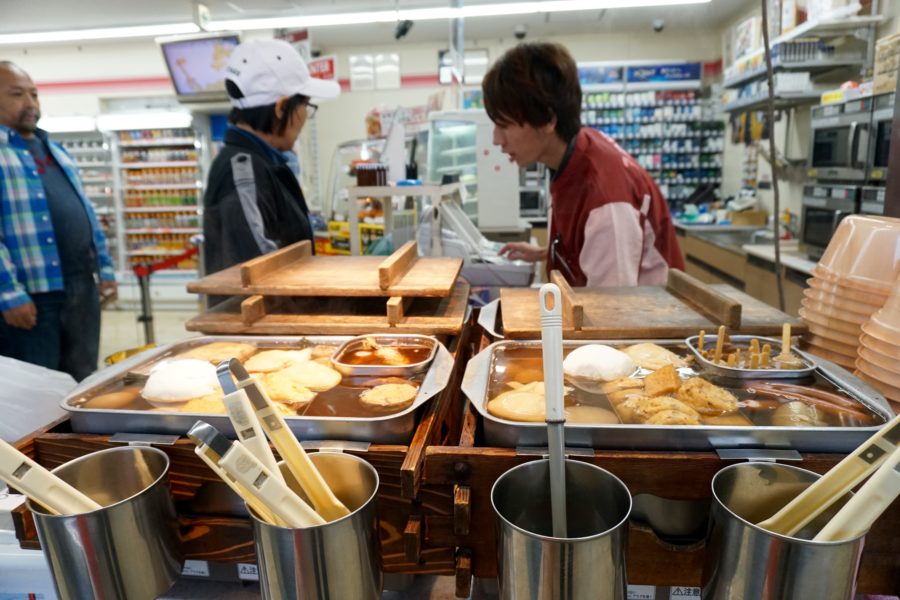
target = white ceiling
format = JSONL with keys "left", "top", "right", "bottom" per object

{"left": 0, "top": 0, "right": 751, "bottom": 47}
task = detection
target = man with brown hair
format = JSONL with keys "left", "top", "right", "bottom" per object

{"left": 484, "top": 43, "right": 684, "bottom": 287}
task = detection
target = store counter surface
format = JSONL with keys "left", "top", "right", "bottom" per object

{"left": 743, "top": 241, "right": 817, "bottom": 275}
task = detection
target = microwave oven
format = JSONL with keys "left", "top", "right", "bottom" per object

{"left": 868, "top": 92, "right": 894, "bottom": 182}
{"left": 808, "top": 98, "right": 871, "bottom": 182}
{"left": 801, "top": 184, "right": 859, "bottom": 260}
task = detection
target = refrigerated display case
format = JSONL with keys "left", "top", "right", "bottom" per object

{"left": 426, "top": 110, "right": 523, "bottom": 232}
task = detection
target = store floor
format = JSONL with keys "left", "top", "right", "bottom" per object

{"left": 98, "top": 306, "right": 198, "bottom": 364}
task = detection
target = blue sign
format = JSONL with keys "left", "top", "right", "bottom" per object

{"left": 626, "top": 63, "right": 701, "bottom": 83}
{"left": 578, "top": 65, "right": 624, "bottom": 85}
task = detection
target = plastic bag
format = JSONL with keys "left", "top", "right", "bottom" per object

{"left": 0, "top": 356, "right": 75, "bottom": 443}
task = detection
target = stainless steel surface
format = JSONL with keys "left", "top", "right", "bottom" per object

{"left": 63, "top": 335, "right": 454, "bottom": 444}
{"left": 491, "top": 459, "right": 631, "bottom": 600}
{"left": 27, "top": 446, "right": 183, "bottom": 600}
{"left": 331, "top": 334, "right": 439, "bottom": 377}
{"left": 252, "top": 453, "right": 381, "bottom": 600}
{"left": 461, "top": 340, "right": 895, "bottom": 452}
{"left": 702, "top": 462, "right": 864, "bottom": 600}
{"left": 689, "top": 229, "right": 762, "bottom": 251}
{"left": 685, "top": 335, "right": 816, "bottom": 379}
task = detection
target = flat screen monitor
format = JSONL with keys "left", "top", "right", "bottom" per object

{"left": 159, "top": 33, "right": 240, "bottom": 102}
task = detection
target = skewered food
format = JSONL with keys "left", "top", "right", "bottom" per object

{"left": 677, "top": 377, "right": 738, "bottom": 415}
{"left": 563, "top": 344, "right": 636, "bottom": 382}
{"left": 621, "top": 343, "right": 687, "bottom": 370}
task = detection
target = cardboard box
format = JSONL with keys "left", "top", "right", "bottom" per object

{"left": 728, "top": 210, "right": 769, "bottom": 226}
{"left": 873, "top": 72, "right": 898, "bottom": 96}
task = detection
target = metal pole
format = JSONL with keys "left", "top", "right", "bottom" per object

{"left": 137, "top": 270, "right": 155, "bottom": 345}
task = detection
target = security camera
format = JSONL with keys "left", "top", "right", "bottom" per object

{"left": 513, "top": 24, "right": 528, "bottom": 40}
{"left": 652, "top": 19, "right": 665, "bottom": 33}
{"left": 395, "top": 20, "right": 414, "bottom": 40}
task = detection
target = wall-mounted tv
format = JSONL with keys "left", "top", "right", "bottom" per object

{"left": 159, "top": 32, "right": 241, "bottom": 103}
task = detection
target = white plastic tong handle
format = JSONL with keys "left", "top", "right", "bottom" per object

{"left": 540, "top": 283, "right": 567, "bottom": 538}
{"left": 758, "top": 412, "right": 900, "bottom": 536}
{"left": 0, "top": 438, "right": 102, "bottom": 515}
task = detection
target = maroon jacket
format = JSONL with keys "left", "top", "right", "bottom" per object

{"left": 548, "top": 128, "right": 685, "bottom": 287}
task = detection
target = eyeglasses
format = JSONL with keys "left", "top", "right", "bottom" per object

{"left": 305, "top": 102, "right": 318, "bottom": 118}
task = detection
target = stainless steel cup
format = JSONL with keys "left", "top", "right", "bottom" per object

{"left": 491, "top": 459, "right": 632, "bottom": 600}
{"left": 26, "top": 446, "right": 183, "bottom": 600}
{"left": 250, "top": 452, "right": 381, "bottom": 600}
{"left": 702, "top": 462, "right": 865, "bottom": 600}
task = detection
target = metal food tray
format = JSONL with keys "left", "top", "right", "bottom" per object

{"left": 685, "top": 334, "right": 816, "bottom": 379}
{"left": 331, "top": 334, "right": 439, "bottom": 377}
{"left": 461, "top": 339, "right": 894, "bottom": 453}
{"left": 64, "top": 335, "right": 453, "bottom": 444}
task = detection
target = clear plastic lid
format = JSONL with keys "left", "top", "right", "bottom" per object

{"left": 798, "top": 306, "right": 863, "bottom": 337}
{"left": 807, "top": 276, "right": 890, "bottom": 307}
{"left": 803, "top": 287, "right": 882, "bottom": 318}
{"left": 816, "top": 215, "right": 900, "bottom": 293}
{"left": 860, "top": 333, "right": 900, "bottom": 361}
{"left": 800, "top": 297, "right": 869, "bottom": 326}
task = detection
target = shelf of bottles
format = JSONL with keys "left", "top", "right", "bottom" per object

{"left": 57, "top": 132, "right": 118, "bottom": 269}
{"left": 581, "top": 89, "right": 725, "bottom": 203}
{"left": 115, "top": 128, "right": 202, "bottom": 273}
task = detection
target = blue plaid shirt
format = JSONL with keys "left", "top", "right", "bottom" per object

{"left": 0, "top": 125, "right": 115, "bottom": 311}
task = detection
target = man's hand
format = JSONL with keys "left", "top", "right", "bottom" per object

{"left": 99, "top": 280, "right": 118, "bottom": 306}
{"left": 3, "top": 302, "right": 37, "bottom": 329}
{"left": 498, "top": 242, "right": 547, "bottom": 263}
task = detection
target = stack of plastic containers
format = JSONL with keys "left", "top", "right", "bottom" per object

{"left": 798, "top": 215, "right": 900, "bottom": 373}
{"left": 857, "top": 275, "right": 900, "bottom": 410}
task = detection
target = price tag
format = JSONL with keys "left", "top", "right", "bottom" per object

{"left": 181, "top": 560, "right": 210, "bottom": 577}
{"left": 237, "top": 563, "right": 260, "bottom": 582}
{"left": 669, "top": 586, "right": 701, "bottom": 599}
{"left": 627, "top": 584, "right": 656, "bottom": 599}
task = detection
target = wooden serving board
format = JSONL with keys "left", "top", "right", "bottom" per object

{"left": 186, "top": 282, "right": 471, "bottom": 336}
{"left": 499, "top": 272, "right": 804, "bottom": 339}
{"left": 187, "top": 241, "right": 462, "bottom": 298}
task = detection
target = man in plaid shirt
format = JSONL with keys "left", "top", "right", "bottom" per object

{"left": 0, "top": 61, "right": 116, "bottom": 381}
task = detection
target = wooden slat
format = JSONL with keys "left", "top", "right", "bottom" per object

{"left": 189, "top": 255, "right": 463, "bottom": 298}
{"left": 710, "top": 284, "right": 807, "bottom": 335}
{"left": 379, "top": 241, "right": 418, "bottom": 290}
{"left": 403, "top": 515, "right": 422, "bottom": 563}
{"left": 240, "top": 240, "right": 312, "bottom": 286}
{"left": 550, "top": 269, "right": 583, "bottom": 330}
{"left": 453, "top": 485, "right": 471, "bottom": 536}
{"left": 455, "top": 548, "right": 473, "bottom": 599}
{"left": 240, "top": 295, "right": 266, "bottom": 325}
{"left": 386, "top": 296, "right": 415, "bottom": 326}
{"left": 667, "top": 269, "right": 742, "bottom": 329}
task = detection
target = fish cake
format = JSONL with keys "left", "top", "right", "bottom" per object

{"left": 178, "top": 341, "right": 257, "bottom": 364}
{"left": 643, "top": 364, "right": 682, "bottom": 397}
{"left": 645, "top": 409, "right": 701, "bottom": 426}
{"left": 621, "top": 343, "right": 687, "bottom": 370}
{"left": 359, "top": 383, "right": 418, "bottom": 409}
{"left": 269, "top": 360, "right": 342, "bottom": 393}
{"left": 677, "top": 377, "right": 738, "bottom": 415}
{"left": 487, "top": 382, "right": 546, "bottom": 422}
{"left": 244, "top": 349, "right": 312, "bottom": 373}
{"left": 565, "top": 405, "right": 619, "bottom": 424}
{"left": 260, "top": 372, "right": 317, "bottom": 410}
{"left": 618, "top": 395, "right": 699, "bottom": 423}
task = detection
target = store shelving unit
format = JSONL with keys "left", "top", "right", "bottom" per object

{"left": 581, "top": 87, "right": 725, "bottom": 204}
{"left": 56, "top": 131, "right": 119, "bottom": 270}
{"left": 113, "top": 128, "right": 203, "bottom": 277}
{"left": 722, "top": 3, "right": 883, "bottom": 114}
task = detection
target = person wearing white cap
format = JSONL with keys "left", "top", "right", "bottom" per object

{"left": 202, "top": 38, "right": 340, "bottom": 299}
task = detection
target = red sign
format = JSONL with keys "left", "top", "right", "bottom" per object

{"left": 308, "top": 55, "right": 337, "bottom": 81}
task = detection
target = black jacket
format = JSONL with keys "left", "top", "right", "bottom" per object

{"left": 203, "top": 127, "right": 313, "bottom": 277}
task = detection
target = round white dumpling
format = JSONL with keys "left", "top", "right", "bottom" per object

{"left": 563, "top": 344, "right": 636, "bottom": 382}
{"left": 142, "top": 359, "right": 220, "bottom": 405}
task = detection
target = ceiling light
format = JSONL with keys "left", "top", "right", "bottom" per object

{"left": 97, "top": 111, "right": 193, "bottom": 132}
{"left": 0, "top": 23, "right": 200, "bottom": 46}
{"left": 39, "top": 116, "right": 97, "bottom": 133}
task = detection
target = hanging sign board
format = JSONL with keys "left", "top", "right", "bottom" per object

{"left": 626, "top": 63, "right": 701, "bottom": 83}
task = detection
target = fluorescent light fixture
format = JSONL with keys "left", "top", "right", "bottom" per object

{"left": 206, "top": 0, "right": 711, "bottom": 30}
{"left": 96, "top": 111, "right": 193, "bottom": 132}
{"left": 39, "top": 115, "right": 98, "bottom": 133}
{"left": 0, "top": 23, "right": 200, "bottom": 46}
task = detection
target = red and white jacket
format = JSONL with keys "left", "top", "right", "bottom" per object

{"left": 548, "top": 127, "right": 685, "bottom": 287}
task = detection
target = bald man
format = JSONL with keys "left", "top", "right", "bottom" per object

{"left": 0, "top": 61, "right": 116, "bottom": 381}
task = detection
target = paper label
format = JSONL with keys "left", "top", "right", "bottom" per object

{"left": 181, "top": 560, "right": 210, "bottom": 577}
{"left": 669, "top": 586, "right": 701, "bottom": 599}
{"left": 237, "top": 563, "right": 260, "bottom": 581}
{"left": 627, "top": 584, "right": 656, "bottom": 599}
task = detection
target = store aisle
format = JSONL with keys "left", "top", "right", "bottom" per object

{"left": 97, "top": 307, "right": 198, "bottom": 367}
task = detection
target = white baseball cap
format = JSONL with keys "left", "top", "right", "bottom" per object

{"left": 225, "top": 38, "right": 340, "bottom": 109}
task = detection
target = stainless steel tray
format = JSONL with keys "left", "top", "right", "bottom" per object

{"left": 685, "top": 334, "right": 816, "bottom": 379}
{"left": 330, "top": 334, "right": 439, "bottom": 377}
{"left": 461, "top": 339, "right": 894, "bottom": 452}
{"left": 64, "top": 335, "right": 453, "bottom": 444}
